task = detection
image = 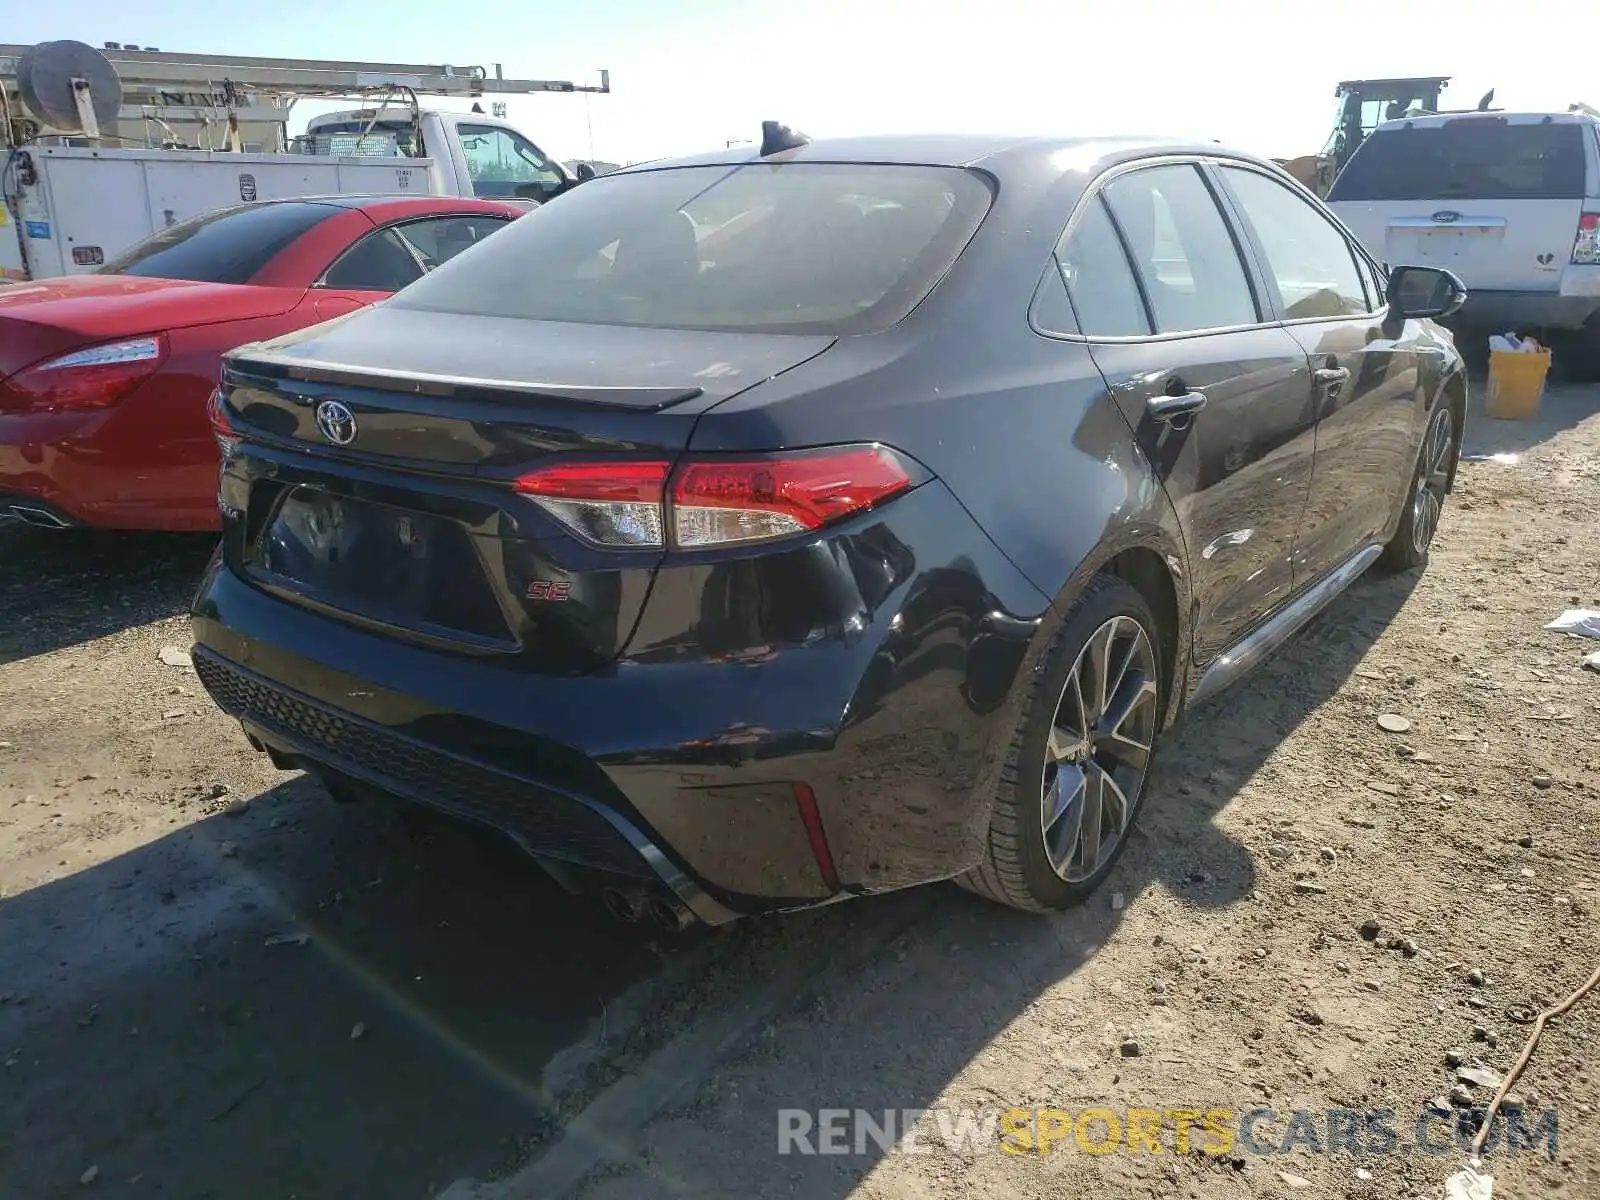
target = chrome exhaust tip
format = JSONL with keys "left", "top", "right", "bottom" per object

{"left": 645, "top": 895, "right": 694, "bottom": 932}
{"left": 6, "top": 504, "right": 71, "bottom": 529}
{"left": 601, "top": 886, "right": 644, "bottom": 924}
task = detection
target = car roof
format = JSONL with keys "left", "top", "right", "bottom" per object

{"left": 1372, "top": 110, "right": 1599, "bottom": 132}
{"left": 217, "top": 194, "right": 515, "bottom": 214}
{"left": 616, "top": 133, "right": 1279, "bottom": 177}
{"left": 300, "top": 194, "right": 516, "bottom": 212}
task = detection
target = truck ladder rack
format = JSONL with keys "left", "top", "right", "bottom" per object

{"left": 0, "top": 45, "right": 610, "bottom": 101}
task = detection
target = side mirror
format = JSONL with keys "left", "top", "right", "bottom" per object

{"left": 574, "top": 161, "right": 597, "bottom": 183}
{"left": 1388, "top": 265, "right": 1467, "bottom": 320}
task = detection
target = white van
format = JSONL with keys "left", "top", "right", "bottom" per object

{"left": 1327, "top": 110, "right": 1600, "bottom": 371}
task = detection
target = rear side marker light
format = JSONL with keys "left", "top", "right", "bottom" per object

{"left": 1573, "top": 213, "right": 1600, "bottom": 265}
{"left": 0, "top": 335, "right": 167, "bottom": 414}
{"left": 512, "top": 445, "right": 914, "bottom": 550}
{"left": 791, "top": 781, "right": 840, "bottom": 891}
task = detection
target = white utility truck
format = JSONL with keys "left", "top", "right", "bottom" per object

{"left": 1, "top": 40, "right": 609, "bottom": 281}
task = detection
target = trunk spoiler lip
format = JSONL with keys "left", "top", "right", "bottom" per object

{"left": 221, "top": 352, "right": 707, "bottom": 412}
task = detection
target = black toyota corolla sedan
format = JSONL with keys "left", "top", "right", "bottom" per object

{"left": 192, "top": 130, "right": 1467, "bottom": 927}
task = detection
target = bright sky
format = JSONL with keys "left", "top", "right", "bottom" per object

{"left": 11, "top": 0, "right": 1593, "bottom": 167}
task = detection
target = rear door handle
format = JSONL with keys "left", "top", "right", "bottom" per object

{"left": 1147, "top": 390, "right": 1207, "bottom": 422}
{"left": 1314, "top": 366, "right": 1350, "bottom": 387}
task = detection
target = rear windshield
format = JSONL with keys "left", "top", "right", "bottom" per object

{"left": 100, "top": 201, "right": 340, "bottom": 284}
{"left": 294, "top": 121, "right": 420, "bottom": 157}
{"left": 1329, "top": 119, "right": 1587, "bottom": 202}
{"left": 387, "top": 162, "right": 994, "bottom": 335}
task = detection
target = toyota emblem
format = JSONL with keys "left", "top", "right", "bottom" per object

{"left": 314, "top": 399, "right": 358, "bottom": 446}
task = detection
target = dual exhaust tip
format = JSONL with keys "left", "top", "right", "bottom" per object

{"left": 601, "top": 886, "right": 695, "bottom": 932}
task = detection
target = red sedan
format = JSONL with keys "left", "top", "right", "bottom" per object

{"left": 0, "top": 194, "right": 520, "bottom": 531}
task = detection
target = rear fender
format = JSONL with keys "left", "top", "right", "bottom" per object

{"left": 1023, "top": 517, "right": 1194, "bottom": 736}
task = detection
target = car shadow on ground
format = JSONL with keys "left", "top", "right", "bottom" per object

{"left": 575, "top": 564, "right": 1424, "bottom": 1200}
{"left": 1461, "top": 378, "right": 1596, "bottom": 460}
{"left": 0, "top": 526, "right": 218, "bottom": 666}
{"left": 0, "top": 777, "right": 677, "bottom": 1199}
{"left": 0, "top": 565, "right": 1421, "bottom": 1200}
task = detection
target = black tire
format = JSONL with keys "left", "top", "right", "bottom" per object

{"left": 1379, "top": 400, "right": 1457, "bottom": 573}
{"left": 1556, "top": 315, "right": 1600, "bottom": 383}
{"left": 958, "top": 574, "right": 1164, "bottom": 912}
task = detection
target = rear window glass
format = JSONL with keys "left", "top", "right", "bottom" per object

{"left": 100, "top": 202, "right": 340, "bottom": 284}
{"left": 1329, "top": 119, "right": 1587, "bottom": 202}
{"left": 388, "top": 162, "right": 993, "bottom": 335}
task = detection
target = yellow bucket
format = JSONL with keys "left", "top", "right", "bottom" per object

{"left": 1485, "top": 347, "right": 1551, "bottom": 420}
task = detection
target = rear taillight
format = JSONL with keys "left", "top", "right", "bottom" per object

{"left": 1574, "top": 213, "right": 1600, "bottom": 265}
{"left": 207, "top": 387, "right": 240, "bottom": 457}
{"left": 513, "top": 460, "right": 670, "bottom": 547}
{"left": 671, "top": 447, "right": 913, "bottom": 547}
{"left": 0, "top": 335, "right": 167, "bottom": 414}
{"left": 512, "top": 445, "right": 915, "bottom": 550}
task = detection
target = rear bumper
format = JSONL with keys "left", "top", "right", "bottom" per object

{"left": 190, "top": 643, "right": 742, "bottom": 924}
{"left": 0, "top": 404, "right": 221, "bottom": 533}
{"left": 0, "top": 382, "right": 225, "bottom": 534}
{"left": 190, "top": 481, "right": 1051, "bottom": 917}
{"left": 0, "top": 412, "right": 102, "bottom": 525}
{"left": 1457, "top": 289, "right": 1600, "bottom": 331}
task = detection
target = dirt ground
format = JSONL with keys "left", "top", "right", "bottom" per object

{"left": 2, "top": 382, "right": 1598, "bottom": 1200}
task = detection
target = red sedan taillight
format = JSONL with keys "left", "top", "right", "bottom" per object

{"left": 513, "top": 445, "right": 915, "bottom": 549}
{"left": 0, "top": 335, "right": 168, "bottom": 414}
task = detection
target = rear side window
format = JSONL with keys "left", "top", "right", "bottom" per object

{"left": 388, "top": 162, "right": 993, "bottom": 335}
{"left": 100, "top": 202, "right": 339, "bottom": 284}
{"left": 1329, "top": 119, "right": 1587, "bottom": 202}
{"left": 321, "top": 229, "right": 425, "bottom": 292}
{"left": 393, "top": 215, "right": 510, "bottom": 269}
{"left": 1057, "top": 198, "right": 1149, "bottom": 337}
{"left": 1101, "top": 165, "right": 1258, "bottom": 334}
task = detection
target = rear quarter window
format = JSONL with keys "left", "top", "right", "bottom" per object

{"left": 1329, "top": 119, "right": 1587, "bottom": 202}
{"left": 101, "top": 202, "right": 339, "bottom": 284}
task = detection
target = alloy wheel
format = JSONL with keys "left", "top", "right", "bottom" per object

{"left": 1412, "top": 406, "right": 1454, "bottom": 556}
{"left": 1040, "top": 615, "right": 1159, "bottom": 882}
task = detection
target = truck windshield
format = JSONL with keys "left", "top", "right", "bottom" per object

{"left": 1329, "top": 119, "right": 1587, "bottom": 202}
{"left": 99, "top": 202, "right": 341, "bottom": 284}
{"left": 457, "top": 123, "right": 565, "bottom": 201}
{"left": 389, "top": 162, "right": 994, "bottom": 335}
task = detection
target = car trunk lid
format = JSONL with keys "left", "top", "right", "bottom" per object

{"left": 0, "top": 275, "right": 299, "bottom": 378}
{"left": 223, "top": 306, "right": 834, "bottom": 464}
{"left": 220, "top": 305, "right": 834, "bottom": 673}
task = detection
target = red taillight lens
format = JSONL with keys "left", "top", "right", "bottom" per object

{"left": 671, "top": 446, "right": 913, "bottom": 547}
{"left": 513, "top": 460, "right": 670, "bottom": 547}
{"left": 511, "top": 445, "right": 914, "bottom": 550}
{"left": 1574, "top": 213, "right": 1600, "bottom": 265}
{"left": 0, "top": 335, "right": 167, "bottom": 414}
{"left": 207, "top": 387, "right": 240, "bottom": 456}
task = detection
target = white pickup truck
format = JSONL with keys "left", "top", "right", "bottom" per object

{"left": 2, "top": 109, "right": 587, "bottom": 280}
{"left": 2, "top": 42, "right": 606, "bottom": 281}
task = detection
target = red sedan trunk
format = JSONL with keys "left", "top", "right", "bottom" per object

{"left": 0, "top": 195, "right": 518, "bottom": 531}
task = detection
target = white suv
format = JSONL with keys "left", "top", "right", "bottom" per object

{"left": 1327, "top": 109, "right": 1600, "bottom": 373}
